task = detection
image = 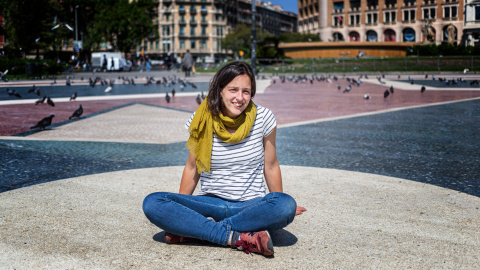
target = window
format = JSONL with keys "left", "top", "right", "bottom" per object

{"left": 366, "top": 13, "right": 378, "bottom": 24}
{"left": 403, "top": 9, "right": 415, "bottom": 22}
{"left": 333, "top": 15, "right": 343, "bottom": 27}
{"left": 423, "top": 8, "right": 436, "bottom": 20}
{"left": 217, "top": 26, "right": 223, "bottom": 36}
{"left": 366, "top": 30, "right": 377, "bottom": 42}
{"left": 180, "top": 14, "right": 185, "bottom": 23}
{"left": 190, "top": 26, "right": 196, "bottom": 35}
{"left": 476, "top": 6, "right": 480, "bottom": 21}
{"left": 201, "top": 26, "right": 207, "bottom": 35}
{"left": 155, "top": 40, "right": 159, "bottom": 50}
{"left": 190, "top": 40, "right": 196, "bottom": 49}
{"left": 162, "top": 26, "right": 170, "bottom": 36}
{"left": 403, "top": 28, "right": 415, "bottom": 42}
{"left": 444, "top": 6, "right": 458, "bottom": 19}
{"left": 202, "top": 14, "right": 207, "bottom": 23}
{"left": 200, "top": 39, "right": 207, "bottom": 49}
{"left": 349, "top": 14, "right": 360, "bottom": 26}
{"left": 334, "top": 2, "right": 344, "bottom": 11}
{"left": 180, "top": 39, "right": 185, "bottom": 49}
{"left": 180, "top": 25, "right": 185, "bottom": 35}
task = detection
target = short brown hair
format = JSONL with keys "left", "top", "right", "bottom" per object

{"left": 207, "top": 61, "right": 256, "bottom": 115}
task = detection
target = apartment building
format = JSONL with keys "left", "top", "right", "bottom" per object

{"left": 225, "top": 0, "right": 297, "bottom": 36}
{"left": 298, "top": 0, "right": 467, "bottom": 45}
{"left": 464, "top": 0, "right": 480, "bottom": 46}
{"left": 149, "top": 0, "right": 227, "bottom": 63}
{"left": 150, "top": 0, "right": 296, "bottom": 63}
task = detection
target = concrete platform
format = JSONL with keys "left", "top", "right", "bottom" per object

{"left": 1, "top": 71, "right": 480, "bottom": 268}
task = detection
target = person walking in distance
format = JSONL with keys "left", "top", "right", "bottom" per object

{"left": 182, "top": 50, "right": 194, "bottom": 77}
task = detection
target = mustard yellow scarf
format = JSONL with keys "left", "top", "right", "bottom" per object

{"left": 186, "top": 97, "right": 257, "bottom": 173}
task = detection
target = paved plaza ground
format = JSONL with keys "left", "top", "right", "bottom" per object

{"left": 0, "top": 70, "right": 479, "bottom": 268}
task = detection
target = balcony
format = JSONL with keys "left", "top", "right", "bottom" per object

{"left": 179, "top": 7, "right": 186, "bottom": 13}
{"left": 179, "top": 19, "right": 187, "bottom": 24}
{"left": 190, "top": 8, "right": 197, "bottom": 14}
{"left": 201, "top": 20, "right": 209, "bottom": 24}
{"left": 190, "top": 20, "right": 198, "bottom": 25}
{"left": 201, "top": 8, "right": 208, "bottom": 14}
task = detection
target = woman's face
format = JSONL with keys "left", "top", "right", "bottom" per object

{"left": 220, "top": 74, "right": 252, "bottom": 119}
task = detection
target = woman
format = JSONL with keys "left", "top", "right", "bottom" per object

{"left": 143, "top": 61, "right": 306, "bottom": 256}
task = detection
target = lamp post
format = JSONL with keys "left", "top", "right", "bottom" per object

{"left": 75, "top": 5, "right": 79, "bottom": 42}
{"left": 251, "top": 0, "right": 256, "bottom": 75}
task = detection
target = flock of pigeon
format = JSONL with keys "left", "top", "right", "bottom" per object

{"left": 276, "top": 73, "right": 480, "bottom": 101}
{"left": 5, "top": 74, "right": 205, "bottom": 131}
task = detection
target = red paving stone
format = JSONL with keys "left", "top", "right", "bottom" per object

{"left": 2, "top": 79, "right": 480, "bottom": 136}
{"left": 254, "top": 80, "right": 480, "bottom": 125}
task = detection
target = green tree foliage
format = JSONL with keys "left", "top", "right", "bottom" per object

{"left": 279, "top": 32, "right": 321, "bottom": 43}
{"left": 0, "top": 0, "right": 59, "bottom": 57}
{"left": 409, "top": 43, "right": 480, "bottom": 56}
{"left": 0, "top": 0, "right": 157, "bottom": 57}
{"left": 88, "top": 0, "right": 157, "bottom": 54}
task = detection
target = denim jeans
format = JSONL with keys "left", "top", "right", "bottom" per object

{"left": 143, "top": 192, "right": 297, "bottom": 246}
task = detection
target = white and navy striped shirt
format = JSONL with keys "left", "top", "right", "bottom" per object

{"left": 185, "top": 105, "right": 277, "bottom": 201}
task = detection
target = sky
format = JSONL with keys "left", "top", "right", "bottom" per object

{"left": 266, "top": 0, "right": 298, "bottom": 14}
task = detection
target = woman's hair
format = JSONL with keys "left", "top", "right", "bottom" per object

{"left": 207, "top": 61, "right": 256, "bottom": 115}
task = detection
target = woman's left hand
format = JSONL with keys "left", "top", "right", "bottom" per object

{"left": 296, "top": 206, "right": 307, "bottom": 216}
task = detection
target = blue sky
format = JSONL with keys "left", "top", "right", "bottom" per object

{"left": 267, "top": 0, "right": 298, "bottom": 14}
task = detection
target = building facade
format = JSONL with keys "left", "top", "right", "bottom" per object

{"left": 226, "top": 0, "right": 297, "bottom": 36}
{"left": 150, "top": 0, "right": 296, "bottom": 63}
{"left": 464, "top": 0, "right": 480, "bottom": 46}
{"left": 298, "top": 0, "right": 467, "bottom": 45}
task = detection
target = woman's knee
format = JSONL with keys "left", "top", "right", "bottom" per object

{"left": 266, "top": 192, "right": 297, "bottom": 218}
{"left": 142, "top": 192, "right": 171, "bottom": 217}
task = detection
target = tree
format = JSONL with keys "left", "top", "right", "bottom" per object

{"left": 0, "top": 0, "right": 60, "bottom": 57}
{"left": 87, "top": 0, "right": 157, "bottom": 55}
{"left": 221, "top": 24, "right": 273, "bottom": 58}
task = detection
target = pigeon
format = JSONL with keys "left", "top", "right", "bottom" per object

{"left": 69, "top": 104, "right": 83, "bottom": 120}
{"left": 337, "top": 83, "right": 341, "bottom": 91}
{"left": 35, "top": 88, "right": 40, "bottom": 96}
{"left": 171, "top": 89, "right": 176, "bottom": 97}
{"left": 6, "top": 88, "right": 15, "bottom": 96}
{"left": 131, "top": 78, "right": 136, "bottom": 86}
{"left": 425, "top": 74, "right": 428, "bottom": 79}
{"left": 30, "top": 114, "right": 54, "bottom": 130}
{"left": 421, "top": 86, "right": 426, "bottom": 93}
{"left": 196, "top": 94, "right": 202, "bottom": 105}
{"left": 70, "top": 92, "right": 77, "bottom": 101}
{"left": 35, "top": 95, "right": 47, "bottom": 105}
{"left": 47, "top": 97, "right": 55, "bottom": 107}
{"left": 464, "top": 68, "right": 469, "bottom": 74}
{"left": 51, "top": 77, "right": 57, "bottom": 85}
{"left": 201, "top": 91, "right": 205, "bottom": 99}
{"left": 66, "top": 79, "right": 71, "bottom": 86}
{"left": 105, "top": 86, "right": 112, "bottom": 92}
{"left": 27, "top": 85, "right": 36, "bottom": 93}
{"left": 389, "top": 85, "right": 394, "bottom": 94}
{"left": 384, "top": 89, "right": 390, "bottom": 98}
{"left": 343, "top": 85, "right": 351, "bottom": 93}
{"left": 165, "top": 92, "right": 171, "bottom": 103}
{"left": 12, "top": 90, "right": 21, "bottom": 98}
{"left": 364, "top": 94, "right": 370, "bottom": 100}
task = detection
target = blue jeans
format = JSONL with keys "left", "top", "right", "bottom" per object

{"left": 143, "top": 192, "right": 297, "bottom": 246}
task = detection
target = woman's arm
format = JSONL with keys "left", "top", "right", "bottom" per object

{"left": 264, "top": 127, "right": 307, "bottom": 216}
{"left": 263, "top": 127, "right": 283, "bottom": 193}
{"left": 179, "top": 151, "right": 200, "bottom": 195}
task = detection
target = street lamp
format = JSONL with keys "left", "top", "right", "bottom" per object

{"left": 75, "top": 5, "right": 79, "bottom": 42}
